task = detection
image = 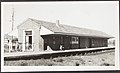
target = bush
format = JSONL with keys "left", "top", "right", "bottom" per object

{"left": 53, "top": 58, "right": 64, "bottom": 62}
{"left": 48, "top": 63, "right": 53, "bottom": 66}
{"left": 100, "top": 63, "right": 114, "bottom": 66}
{"left": 75, "top": 62, "right": 79, "bottom": 66}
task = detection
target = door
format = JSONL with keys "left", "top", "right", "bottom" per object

{"left": 63, "top": 36, "right": 70, "bottom": 50}
{"left": 89, "top": 38, "right": 92, "bottom": 48}
{"left": 54, "top": 36, "right": 61, "bottom": 50}
{"left": 25, "top": 31, "right": 33, "bottom": 51}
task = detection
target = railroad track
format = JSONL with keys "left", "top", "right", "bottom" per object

{"left": 4, "top": 47, "right": 115, "bottom": 61}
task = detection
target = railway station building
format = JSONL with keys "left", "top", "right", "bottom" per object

{"left": 17, "top": 18, "right": 113, "bottom": 52}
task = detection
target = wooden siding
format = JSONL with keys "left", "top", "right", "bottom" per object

{"left": 42, "top": 35, "right": 108, "bottom": 51}
{"left": 79, "top": 37, "right": 89, "bottom": 49}
{"left": 90, "top": 38, "right": 108, "bottom": 48}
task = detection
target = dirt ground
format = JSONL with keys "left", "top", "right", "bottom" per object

{"left": 4, "top": 50, "right": 115, "bottom": 66}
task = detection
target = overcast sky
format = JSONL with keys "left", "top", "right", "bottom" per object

{"left": 2, "top": 1, "right": 119, "bottom": 38}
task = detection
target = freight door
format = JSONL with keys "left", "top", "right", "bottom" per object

{"left": 54, "top": 36, "right": 61, "bottom": 50}
{"left": 63, "top": 36, "right": 70, "bottom": 50}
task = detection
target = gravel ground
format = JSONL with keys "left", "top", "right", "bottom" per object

{"left": 78, "top": 51, "right": 115, "bottom": 66}
{"left": 4, "top": 50, "right": 115, "bottom": 66}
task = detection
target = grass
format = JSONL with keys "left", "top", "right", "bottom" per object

{"left": 4, "top": 51, "right": 115, "bottom": 66}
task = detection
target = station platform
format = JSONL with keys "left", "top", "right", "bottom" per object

{"left": 4, "top": 46, "right": 115, "bottom": 58}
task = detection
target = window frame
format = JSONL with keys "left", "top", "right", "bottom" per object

{"left": 71, "top": 37, "right": 79, "bottom": 44}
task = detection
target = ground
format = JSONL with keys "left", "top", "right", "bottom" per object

{"left": 4, "top": 50, "right": 115, "bottom": 66}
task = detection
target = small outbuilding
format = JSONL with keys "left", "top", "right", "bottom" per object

{"left": 4, "top": 34, "right": 18, "bottom": 52}
{"left": 17, "top": 18, "right": 113, "bottom": 52}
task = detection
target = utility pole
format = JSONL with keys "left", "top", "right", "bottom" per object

{"left": 11, "top": 8, "right": 14, "bottom": 52}
{"left": 9, "top": 8, "right": 14, "bottom": 53}
{"left": 12, "top": 8, "right": 14, "bottom": 31}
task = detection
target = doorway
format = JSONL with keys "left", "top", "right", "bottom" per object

{"left": 25, "top": 31, "right": 33, "bottom": 51}
{"left": 63, "top": 36, "right": 70, "bottom": 50}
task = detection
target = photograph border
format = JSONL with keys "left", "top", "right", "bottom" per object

{"left": 1, "top": 0, "right": 119, "bottom": 72}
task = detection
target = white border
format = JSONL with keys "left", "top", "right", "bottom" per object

{"left": 1, "top": 1, "right": 119, "bottom": 72}
{"left": 1, "top": 1, "right": 119, "bottom": 4}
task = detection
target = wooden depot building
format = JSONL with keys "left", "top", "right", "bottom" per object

{"left": 17, "top": 18, "right": 113, "bottom": 52}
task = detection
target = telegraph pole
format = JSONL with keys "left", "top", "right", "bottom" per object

{"left": 12, "top": 8, "right": 14, "bottom": 31}
{"left": 9, "top": 8, "right": 14, "bottom": 53}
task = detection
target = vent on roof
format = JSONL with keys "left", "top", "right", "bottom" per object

{"left": 56, "top": 20, "right": 60, "bottom": 27}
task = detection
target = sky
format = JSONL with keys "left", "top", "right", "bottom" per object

{"left": 1, "top": 1, "right": 119, "bottom": 38}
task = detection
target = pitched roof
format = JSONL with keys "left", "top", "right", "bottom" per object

{"left": 29, "top": 18, "right": 113, "bottom": 38}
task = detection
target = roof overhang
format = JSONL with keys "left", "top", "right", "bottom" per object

{"left": 41, "top": 32, "right": 114, "bottom": 39}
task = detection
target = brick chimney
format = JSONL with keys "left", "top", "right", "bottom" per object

{"left": 56, "top": 20, "right": 60, "bottom": 27}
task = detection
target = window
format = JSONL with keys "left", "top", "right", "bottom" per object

{"left": 53, "top": 41, "right": 55, "bottom": 44}
{"left": 25, "top": 31, "right": 32, "bottom": 35}
{"left": 61, "top": 36, "right": 63, "bottom": 44}
{"left": 53, "top": 36, "right": 55, "bottom": 39}
{"left": 71, "top": 37, "right": 79, "bottom": 44}
{"left": 53, "top": 36, "right": 55, "bottom": 44}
